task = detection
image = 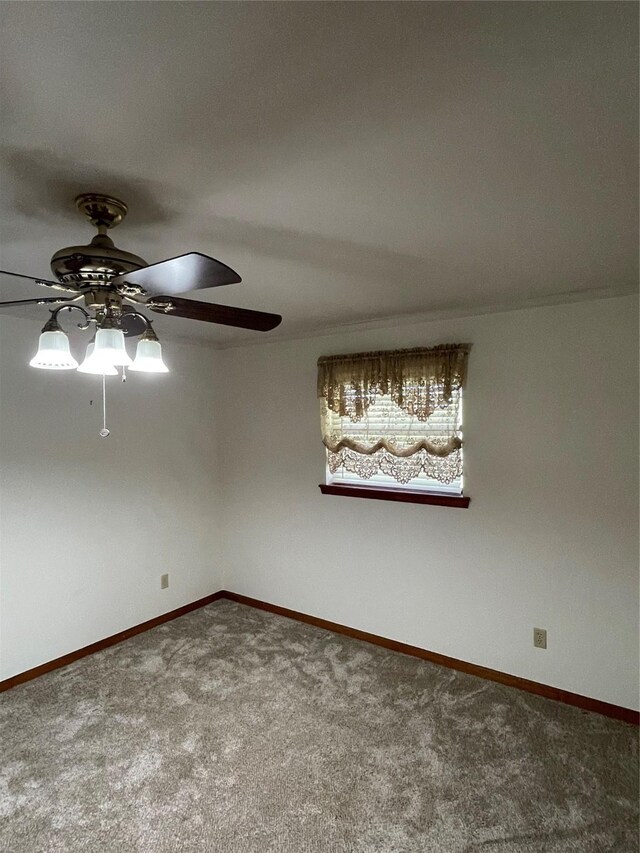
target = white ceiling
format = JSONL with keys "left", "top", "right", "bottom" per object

{"left": 0, "top": 2, "right": 637, "bottom": 346}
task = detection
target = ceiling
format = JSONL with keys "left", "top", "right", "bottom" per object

{"left": 0, "top": 2, "right": 637, "bottom": 347}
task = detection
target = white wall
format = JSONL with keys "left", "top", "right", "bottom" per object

{"left": 0, "top": 315, "right": 223, "bottom": 680}
{"left": 218, "top": 295, "right": 639, "bottom": 710}
{"left": 2, "top": 296, "right": 638, "bottom": 710}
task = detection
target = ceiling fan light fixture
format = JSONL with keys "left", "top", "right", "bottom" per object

{"left": 29, "top": 330, "right": 79, "bottom": 370}
{"left": 93, "top": 327, "right": 132, "bottom": 368}
{"left": 77, "top": 341, "right": 118, "bottom": 375}
{"left": 130, "top": 329, "right": 169, "bottom": 373}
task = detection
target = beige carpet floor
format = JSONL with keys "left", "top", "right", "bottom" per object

{"left": 0, "top": 600, "right": 638, "bottom": 852}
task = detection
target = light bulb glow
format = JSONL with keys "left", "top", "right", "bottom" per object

{"left": 129, "top": 339, "right": 169, "bottom": 373}
{"left": 29, "top": 331, "right": 78, "bottom": 370}
{"left": 92, "top": 328, "right": 132, "bottom": 368}
{"left": 77, "top": 342, "right": 118, "bottom": 375}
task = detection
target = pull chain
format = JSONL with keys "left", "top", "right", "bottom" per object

{"left": 99, "top": 373, "right": 110, "bottom": 438}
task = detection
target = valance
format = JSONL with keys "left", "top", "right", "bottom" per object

{"left": 317, "top": 344, "right": 470, "bottom": 422}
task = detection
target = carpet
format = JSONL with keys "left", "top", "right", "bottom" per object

{"left": 1, "top": 600, "right": 637, "bottom": 852}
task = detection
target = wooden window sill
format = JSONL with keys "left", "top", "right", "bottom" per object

{"left": 319, "top": 484, "right": 470, "bottom": 508}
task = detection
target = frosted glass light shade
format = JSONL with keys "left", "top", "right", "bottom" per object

{"left": 29, "top": 330, "right": 78, "bottom": 370}
{"left": 92, "top": 328, "right": 132, "bottom": 368}
{"left": 77, "top": 343, "right": 118, "bottom": 375}
{"left": 130, "top": 338, "right": 169, "bottom": 373}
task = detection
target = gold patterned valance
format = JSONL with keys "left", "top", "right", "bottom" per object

{"left": 317, "top": 344, "right": 470, "bottom": 422}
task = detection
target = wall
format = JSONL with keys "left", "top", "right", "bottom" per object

{"left": 0, "top": 315, "right": 223, "bottom": 680}
{"left": 2, "top": 296, "right": 638, "bottom": 710}
{"left": 218, "top": 295, "right": 639, "bottom": 710}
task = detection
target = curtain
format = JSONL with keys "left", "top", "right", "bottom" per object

{"left": 317, "top": 344, "right": 470, "bottom": 485}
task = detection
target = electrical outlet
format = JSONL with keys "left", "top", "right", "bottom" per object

{"left": 160, "top": 573, "right": 169, "bottom": 590}
{"left": 533, "top": 627, "right": 547, "bottom": 649}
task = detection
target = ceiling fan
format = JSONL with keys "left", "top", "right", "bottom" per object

{"left": 0, "top": 193, "right": 282, "bottom": 435}
{"left": 0, "top": 191, "right": 282, "bottom": 352}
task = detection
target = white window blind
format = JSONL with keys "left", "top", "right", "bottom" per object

{"left": 324, "top": 388, "right": 463, "bottom": 494}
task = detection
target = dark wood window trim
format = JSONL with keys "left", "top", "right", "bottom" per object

{"left": 319, "top": 483, "right": 470, "bottom": 507}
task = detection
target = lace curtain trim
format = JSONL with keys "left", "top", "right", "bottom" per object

{"left": 317, "top": 344, "right": 470, "bottom": 422}
{"left": 322, "top": 434, "right": 462, "bottom": 458}
{"left": 328, "top": 447, "right": 463, "bottom": 485}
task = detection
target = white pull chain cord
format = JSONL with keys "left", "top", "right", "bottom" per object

{"left": 99, "top": 373, "right": 110, "bottom": 438}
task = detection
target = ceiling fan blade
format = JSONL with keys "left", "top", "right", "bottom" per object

{"left": 0, "top": 269, "right": 81, "bottom": 294}
{"left": 119, "top": 306, "right": 149, "bottom": 337}
{"left": 147, "top": 295, "right": 282, "bottom": 332}
{"left": 111, "top": 252, "right": 242, "bottom": 297}
{"left": 0, "top": 296, "right": 79, "bottom": 308}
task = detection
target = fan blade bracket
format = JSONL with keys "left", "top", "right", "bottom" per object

{"left": 1, "top": 269, "right": 82, "bottom": 294}
{"left": 146, "top": 298, "right": 174, "bottom": 313}
{"left": 31, "top": 277, "right": 80, "bottom": 294}
{"left": 116, "top": 282, "right": 148, "bottom": 299}
{"left": 0, "top": 296, "right": 81, "bottom": 309}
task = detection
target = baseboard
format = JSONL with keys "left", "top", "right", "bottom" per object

{"left": 2, "top": 588, "right": 637, "bottom": 726}
{"left": 220, "top": 591, "right": 640, "bottom": 726}
{"left": 0, "top": 591, "right": 225, "bottom": 693}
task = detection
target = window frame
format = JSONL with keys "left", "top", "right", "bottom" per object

{"left": 319, "top": 483, "right": 470, "bottom": 508}
{"left": 317, "top": 344, "right": 470, "bottom": 507}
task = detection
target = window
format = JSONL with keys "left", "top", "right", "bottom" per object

{"left": 317, "top": 345, "right": 470, "bottom": 505}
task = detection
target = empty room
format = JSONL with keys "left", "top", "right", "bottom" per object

{"left": 0, "top": 2, "right": 638, "bottom": 851}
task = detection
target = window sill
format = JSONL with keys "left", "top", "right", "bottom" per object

{"left": 319, "top": 484, "right": 470, "bottom": 508}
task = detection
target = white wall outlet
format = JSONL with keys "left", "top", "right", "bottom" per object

{"left": 533, "top": 627, "right": 547, "bottom": 649}
{"left": 160, "top": 573, "right": 169, "bottom": 590}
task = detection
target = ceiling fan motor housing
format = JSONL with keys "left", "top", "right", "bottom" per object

{"left": 50, "top": 193, "right": 147, "bottom": 287}
{"left": 50, "top": 233, "right": 147, "bottom": 285}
